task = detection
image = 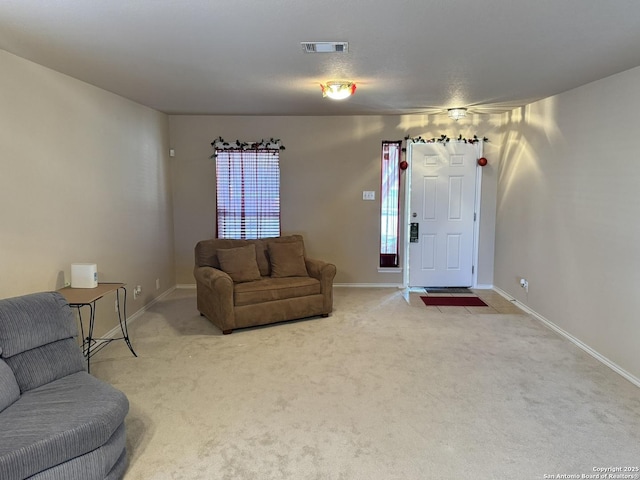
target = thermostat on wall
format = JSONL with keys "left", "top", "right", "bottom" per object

{"left": 71, "top": 263, "right": 98, "bottom": 288}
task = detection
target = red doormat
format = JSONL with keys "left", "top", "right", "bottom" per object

{"left": 420, "top": 296, "right": 488, "bottom": 307}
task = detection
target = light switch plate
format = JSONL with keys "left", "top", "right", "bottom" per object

{"left": 363, "top": 191, "right": 375, "bottom": 200}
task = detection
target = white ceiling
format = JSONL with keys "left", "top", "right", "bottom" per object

{"left": 2, "top": 0, "right": 640, "bottom": 116}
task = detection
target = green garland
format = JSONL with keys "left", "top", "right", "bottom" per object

{"left": 210, "top": 137, "right": 285, "bottom": 158}
{"left": 402, "top": 134, "right": 489, "bottom": 151}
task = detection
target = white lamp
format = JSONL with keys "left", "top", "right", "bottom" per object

{"left": 71, "top": 263, "right": 98, "bottom": 288}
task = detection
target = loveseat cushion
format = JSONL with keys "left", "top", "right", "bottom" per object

{"left": 217, "top": 244, "right": 262, "bottom": 283}
{"left": 0, "top": 292, "right": 77, "bottom": 358}
{"left": 233, "top": 277, "right": 321, "bottom": 306}
{"left": 195, "top": 235, "right": 306, "bottom": 276}
{"left": 0, "top": 371, "right": 129, "bottom": 480}
{"left": 0, "top": 292, "right": 85, "bottom": 393}
{"left": 0, "top": 358, "right": 19, "bottom": 413}
{"left": 5, "top": 338, "right": 87, "bottom": 394}
{"left": 268, "top": 241, "right": 309, "bottom": 278}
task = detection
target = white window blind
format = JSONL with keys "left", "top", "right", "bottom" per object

{"left": 215, "top": 149, "right": 281, "bottom": 239}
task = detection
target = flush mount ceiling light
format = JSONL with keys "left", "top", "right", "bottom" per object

{"left": 321, "top": 81, "right": 356, "bottom": 100}
{"left": 447, "top": 108, "right": 467, "bottom": 121}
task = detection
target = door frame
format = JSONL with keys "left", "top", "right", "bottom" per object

{"left": 402, "top": 141, "right": 483, "bottom": 288}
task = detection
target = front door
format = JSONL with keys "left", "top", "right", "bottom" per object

{"left": 407, "top": 142, "right": 477, "bottom": 287}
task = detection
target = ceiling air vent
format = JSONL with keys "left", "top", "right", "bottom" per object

{"left": 301, "top": 42, "right": 348, "bottom": 53}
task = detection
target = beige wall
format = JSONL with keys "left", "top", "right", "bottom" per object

{"left": 0, "top": 50, "right": 175, "bottom": 336}
{"left": 169, "top": 114, "right": 501, "bottom": 286}
{"left": 495, "top": 65, "right": 640, "bottom": 380}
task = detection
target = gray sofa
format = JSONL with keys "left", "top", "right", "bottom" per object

{"left": 0, "top": 292, "right": 129, "bottom": 480}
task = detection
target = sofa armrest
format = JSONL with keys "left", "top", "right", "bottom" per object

{"left": 305, "top": 258, "right": 335, "bottom": 282}
{"left": 305, "top": 258, "right": 336, "bottom": 288}
{"left": 193, "top": 266, "right": 235, "bottom": 332}
{"left": 194, "top": 265, "right": 232, "bottom": 290}
{"left": 305, "top": 258, "right": 336, "bottom": 315}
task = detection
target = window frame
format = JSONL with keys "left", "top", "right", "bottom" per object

{"left": 379, "top": 140, "right": 402, "bottom": 268}
{"left": 215, "top": 148, "right": 281, "bottom": 239}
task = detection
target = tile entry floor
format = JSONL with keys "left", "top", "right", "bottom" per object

{"left": 404, "top": 288, "right": 525, "bottom": 315}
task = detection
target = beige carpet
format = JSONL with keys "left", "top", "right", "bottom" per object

{"left": 92, "top": 288, "right": 640, "bottom": 480}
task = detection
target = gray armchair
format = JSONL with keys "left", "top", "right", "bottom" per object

{"left": 0, "top": 292, "right": 129, "bottom": 480}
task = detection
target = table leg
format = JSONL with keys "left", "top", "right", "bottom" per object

{"left": 86, "top": 302, "right": 96, "bottom": 373}
{"left": 117, "top": 287, "right": 137, "bottom": 357}
{"left": 75, "top": 303, "right": 95, "bottom": 373}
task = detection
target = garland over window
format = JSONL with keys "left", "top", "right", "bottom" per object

{"left": 210, "top": 137, "right": 285, "bottom": 158}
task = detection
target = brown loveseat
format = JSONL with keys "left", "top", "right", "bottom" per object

{"left": 194, "top": 235, "right": 336, "bottom": 334}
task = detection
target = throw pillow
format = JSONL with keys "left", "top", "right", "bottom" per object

{"left": 268, "top": 241, "right": 309, "bottom": 278}
{"left": 216, "top": 244, "right": 262, "bottom": 283}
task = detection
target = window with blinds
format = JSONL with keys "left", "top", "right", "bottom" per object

{"left": 215, "top": 149, "right": 281, "bottom": 239}
{"left": 380, "top": 141, "right": 401, "bottom": 267}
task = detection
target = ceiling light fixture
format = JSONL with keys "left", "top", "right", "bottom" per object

{"left": 447, "top": 108, "right": 467, "bottom": 121}
{"left": 321, "top": 81, "right": 356, "bottom": 100}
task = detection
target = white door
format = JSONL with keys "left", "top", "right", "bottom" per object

{"left": 407, "top": 142, "right": 477, "bottom": 287}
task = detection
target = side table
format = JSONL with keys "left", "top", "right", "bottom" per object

{"left": 57, "top": 282, "right": 137, "bottom": 372}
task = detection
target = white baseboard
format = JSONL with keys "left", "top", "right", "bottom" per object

{"left": 181, "top": 282, "right": 405, "bottom": 289}
{"left": 493, "top": 286, "right": 640, "bottom": 389}
{"left": 334, "top": 283, "right": 495, "bottom": 289}
{"left": 100, "top": 286, "right": 177, "bottom": 340}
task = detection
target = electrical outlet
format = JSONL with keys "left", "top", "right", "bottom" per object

{"left": 519, "top": 278, "right": 529, "bottom": 293}
{"left": 362, "top": 191, "right": 375, "bottom": 200}
{"left": 133, "top": 285, "right": 142, "bottom": 299}
{"left": 156, "top": 278, "right": 160, "bottom": 290}
{"left": 114, "top": 299, "right": 119, "bottom": 313}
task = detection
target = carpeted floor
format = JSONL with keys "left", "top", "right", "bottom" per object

{"left": 91, "top": 288, "right": 640, "bottom": 480}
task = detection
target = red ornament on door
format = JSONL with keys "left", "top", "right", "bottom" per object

{"left": 399, "top": 160, "right": 408, "bottom": 170}
{"left": 477, "top": 157, "right": 488, "bottom": 167}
